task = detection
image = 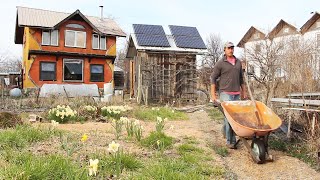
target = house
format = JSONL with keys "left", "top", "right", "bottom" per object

{"left": 14, "top": 6, "right": 126, "bottom": 89}
{"left": 238, "top": 19, "right": 307, "bottom": 79}
{"left": 125, "top": 24, "right": 207, "bottom": 103}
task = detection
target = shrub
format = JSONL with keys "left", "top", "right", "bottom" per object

{"left": 0, "top": 112, "right": 22, "bottom": 129}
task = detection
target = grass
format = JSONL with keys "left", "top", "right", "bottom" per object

{"left": 177, "top": 144, "right": 204, "bottom": 154}
{"left": 206, "top": 108, "right": 224, "bottom": 123}
{"left": 133, "top": 107, "right": 188, "bottom": 121}
{"left": 212, "top": 145, "right": 229, "bottom": 157}
{"left": 141, "top": 131, "right": 174, "bottom": 150}
{"left": 0, "top": 152, "right": 87, "bottom": 180}
{"left": 269, "top": 136, "right": 319, "bottom": 170}
{"left": 128, "top": 156, "right": 225, "bottom": 179}
{"left": 0, "top": 124, "right": 59, "bottom": 150}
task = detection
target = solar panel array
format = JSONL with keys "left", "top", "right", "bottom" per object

{"left": 132, "top": 24, "right": 207, "bottom": 49}
{"left": 169, "top": 25, "right": 206, "bottom": 49}
{"left": 133, "top": 24, "right": 170, "bottom": 47}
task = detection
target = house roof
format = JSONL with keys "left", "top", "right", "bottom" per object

{"left": 15, "top": 6, "right": 126, "bottom": 44}
{"left": 126, "top": 34, "right": 208, "bottom": 58}
{"left": 237, "top": 26, "right": 265, "bottom": 48}
{"left": 267, "top": 19, "right": 299, "bottom": 39}
{"left": 300, "top": 12, "right": 320, "bottom": 34}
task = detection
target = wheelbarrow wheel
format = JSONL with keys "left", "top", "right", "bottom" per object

{"left": 251, "top": 139, "right": 266, "bottom": 164}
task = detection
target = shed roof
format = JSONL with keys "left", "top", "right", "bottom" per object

{"left": 126, "top": 34, "right": 208, "bottom": 58}
{"left": 15, "top": 6, "right": 126, "bottom": 44}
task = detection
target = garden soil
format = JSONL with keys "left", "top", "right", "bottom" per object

{"left": 53, "top": 108, "right": 320, "bottom": 179}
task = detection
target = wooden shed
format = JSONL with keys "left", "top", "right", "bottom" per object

{"left": 126, "top": 24, "right": 207, "bottom": 104}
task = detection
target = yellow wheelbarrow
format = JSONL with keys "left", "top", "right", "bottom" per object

{"left": 220, "top": 100, "right": 282, "bottom": 164}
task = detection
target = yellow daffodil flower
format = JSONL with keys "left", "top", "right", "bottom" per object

{"left": 81, "top": 134, "right": 88, "bottom": 142}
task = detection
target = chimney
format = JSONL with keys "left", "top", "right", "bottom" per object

{"left": 99, "top": 5, "right": 103, "bottom": 20}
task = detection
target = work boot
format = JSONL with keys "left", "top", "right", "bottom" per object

{"left": 226, "top": 144, "right": 237, "bottom": 149}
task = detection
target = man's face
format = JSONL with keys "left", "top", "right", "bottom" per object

{"left": 224, "top": 46, "right": 234, "bottom": 57}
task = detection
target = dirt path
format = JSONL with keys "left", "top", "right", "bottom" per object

{"left": 196, "top": 108, "right": 320, "bottom": 180}
{"left": 54, "top": 109, "right": 320, "bottom": 179}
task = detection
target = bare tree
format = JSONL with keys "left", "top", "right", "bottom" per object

{"left": 246, "top": 36, "right": 320, "bottom": 106}
{"left": 0, "top": 51, "right": 22, "bottom": 73}
{"left": 245, "top": 38, "right": 285, "bottom": 105}
{"left": 198, "top": 34, "right": 224, "bottom": 92}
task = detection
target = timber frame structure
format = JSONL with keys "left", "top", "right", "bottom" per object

{"left": 132, "top": 52, "right": 198, "bottom": 104}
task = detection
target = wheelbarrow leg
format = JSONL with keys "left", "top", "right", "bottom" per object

{"left": 240, "top": 137, "right": 263, "bottom": 164}
{"left": 263, "top": 134, "right": 274, "bottom": 162}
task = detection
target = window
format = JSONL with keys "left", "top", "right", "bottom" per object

{"left": 253, "top": 33, "right": 260, "bottom": 40}
{"left": 63, "top": 59, "right": 83, "bottom": 81}
{"left": 316, "top": 22, "right": 320, "bottom": 28}
{"left": 283, "top": 28, "right": 290, "bottom": 33}
{"left": 40, "top": 62, "right": 56, "bottom": 80}
{"left": 65, "top": 30, "right": 86, "bottom": 48}
{"left": 100, "top": 36, "right": 106, "bottom": 50}
{"left": 90, "top": 64, "right": 104, "bottom": 82}
{"left": 66, "top": 23, "right": 85, "bottom": 29}
{"left": 42, "top": 30, "right": 58, "bottom": 46}
{"left": 255, "top": 44, "right": 261, "bottom": 53}
{"left": 92, "top": 34, "right": 99, "bottom": 49}
{"left": 92, "top": 34, "right": 107, "bottom": 50}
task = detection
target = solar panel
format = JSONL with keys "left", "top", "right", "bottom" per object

{"left": 135, "top": 34, "right": 170, "bottom": 47}
{"left": 173, "top": 36, "right": 207, "bottom": 49}
{"left": 133, "top": 24, "right": 166, "bottom": 35}
{"left": 133, "top": 24, "right": 171, "bottom": 47}
{"left": 169, "top": 25, "right": 201, "bottom": 37}
{"left": 169, "top": 25, "right": 206, "bottom": 49}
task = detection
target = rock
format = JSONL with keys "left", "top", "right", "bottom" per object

{"left": 9, "top": 88, "right": 22, "bottom": 97}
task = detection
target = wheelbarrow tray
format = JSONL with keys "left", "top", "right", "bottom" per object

{"left": 221, "top": 100, "right": 282, "bottom": 137}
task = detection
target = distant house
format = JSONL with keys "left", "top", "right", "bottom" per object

{"left": 239, "top": 13, "right": 320, "bottom": 80}
{"left": 14, "top": 6, "right": 126, "bottom": 89}
{"left": 125, "top": 24, "right": 207, "bottom": 103}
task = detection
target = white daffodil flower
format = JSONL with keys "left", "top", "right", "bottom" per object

{"left": 89, "top": 159, "right": 99, "bottom": 176}
{"left": 108, "top": 141, "right": 120, "bottom": 153}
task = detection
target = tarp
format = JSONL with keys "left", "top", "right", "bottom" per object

{"left": 39, "top": 84, "right": 100, "bottom": 97}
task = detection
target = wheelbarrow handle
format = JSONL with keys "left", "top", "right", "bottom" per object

{"left": 210, "top": 101, "right": 224, "bottom": 114}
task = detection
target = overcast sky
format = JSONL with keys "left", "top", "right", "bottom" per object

{"left": 1, "top": 0, "right": 320, "bottom": 58}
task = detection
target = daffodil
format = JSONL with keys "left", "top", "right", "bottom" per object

{"left": 108, "top": 141, "right": 120, "bottom": 153}
{"left": 89, "top": 159, "right": 99, "bottom": 176}
{"left": 81, "top": 134, "right": 88, "bottom": 142}
{"left": 51, "top": 120, "right": 59, "bottom": 127}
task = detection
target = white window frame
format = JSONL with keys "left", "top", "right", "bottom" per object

{"left": 283, "top": 27, "right": 290, "bottom": 33}
{"left": 92, "top": 34, "right": 107, "bottom": 50}
{"left": 253, "top": 33, "right": 260, "bottom": 40}
{"left": 42, "top": 30, "right": 59, "bottom": 46}
{"left": 63, "top": 59, "right": 84, "bottom": 82}
{"left": 92, "top": 34, "right": 100, "bottom": 49}
{"left": 65, "top": 30, "right": 86, "bottom": 48}
{"left": 100, "top": 36, "right": 107, "bottom": 50}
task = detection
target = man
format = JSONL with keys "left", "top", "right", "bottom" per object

{"left": 211, "top": 41, "right": 247, "bottom": 149}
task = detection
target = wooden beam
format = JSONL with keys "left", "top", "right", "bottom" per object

{"left": 271, "top": 98, "right": 320, "bottom": 106}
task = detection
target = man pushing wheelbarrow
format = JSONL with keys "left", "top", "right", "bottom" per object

{"left": 210, "top": 41, "right": 247, "bottom": 149}
{"left": 210, "top": 42, "right": 282, "bottom": 164}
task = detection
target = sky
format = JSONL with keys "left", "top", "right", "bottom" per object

{"left": 1, "top": 0, "right": 320, "bottom": 58}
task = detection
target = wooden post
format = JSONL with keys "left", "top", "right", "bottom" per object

{"left": 311, "top": 113, "right": 316, "bottom": 137}
{"left": 137, "top": 57, "right": 142, "bottom": 104}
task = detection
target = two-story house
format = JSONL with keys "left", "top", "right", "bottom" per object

{"left": 14, "top": 6, "right": 126, "bottom": 89}
{"left": 238, "top": 18, "right": 314, "bottom": 79}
